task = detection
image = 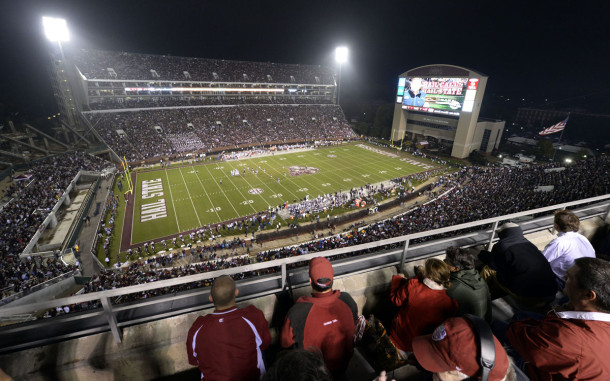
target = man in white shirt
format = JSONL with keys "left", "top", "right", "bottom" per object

{"left": 542, "top": 209, "right": 595, "bottom": 290}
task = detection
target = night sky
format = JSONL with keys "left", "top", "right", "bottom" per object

{"left": 1, "top": 0, "right": 609, "bottom": 121}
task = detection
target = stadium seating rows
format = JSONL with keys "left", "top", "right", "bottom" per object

{"left": 70, "top": 48, "right": 335, "bottom": 84}
{"left": 88, "top": 96, "right": 333, "bottom": 111}
{"left": 0, "top": 152, "right": 110, "bottom": 297}
{"left": 63, "top": 156, "right": 610, "bottom": 304}
{"left": 86, "top": 105, "right": 355, "bottom": 161}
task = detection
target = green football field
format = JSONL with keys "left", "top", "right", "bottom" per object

{"left": 127, "top": 143, "right": 439, "bottom": 245}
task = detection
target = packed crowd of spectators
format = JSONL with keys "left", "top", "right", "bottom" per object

{"left": 99, "top": 191, "right": 120, "bottom": 264}
{"left": 88, "top": 96, "right": 334, "bottom": 111}
{"left": 0, "top": 256, "right": 78, "bottom": 300}
{"left": 70, "top": 48, "right": 335, "bottom": 84}
{"left": 0, "top": 152, "right": 110, "bottom": 297}
{"left": 67, "top": 155, "right": 610, "bottom": 307}
{"left": 86, "top": 105, "right": 355, "bottom": 161}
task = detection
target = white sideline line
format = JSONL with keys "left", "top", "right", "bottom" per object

{"left": 178, "top": 167, "right": 202, "bottom": 227}
{"left": 164, "top": 168, "right": 182, "bottom": 232}
{"left": 130, "top": 172, "right": 137, "bottom": 245}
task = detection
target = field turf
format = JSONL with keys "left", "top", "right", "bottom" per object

{"left": 126, "top": 143, "right": 439, "bottom": 246}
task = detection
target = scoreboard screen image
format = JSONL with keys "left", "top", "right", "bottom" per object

{"left": 397, "top": 77, "right": 479, "bottom": 116}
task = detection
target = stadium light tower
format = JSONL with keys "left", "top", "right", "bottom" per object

{"left": 42, "top": 17, "right": 70, "bottom": 42}
{"left": 335, "top": 47, "right": 348, "bottom": 106}
{"left": 42, "top": 16, "right": 80, "bottom": 137}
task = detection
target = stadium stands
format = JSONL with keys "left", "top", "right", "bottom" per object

{"left": 4, "top": 46, "right": 610, "bottom": 380}
{"left": 0, "top": 152, "right": 110, "bottom": 297}
{"left": 70, "top": 49, "right": 335, "bottom": 84}
{"left": 68, "top": 48, "right": 354, "bottom": 161}
{"left": 85, "top": 105, "right": 355, "bottom": 161}
{"left": 69, "top": 155, "right": 610, "bottom": 305}
{"left": 68, "top": 48, "right": 338, "bottom": 111}
{"left": 88, "top": 95, "right": 334, "bottom": 110}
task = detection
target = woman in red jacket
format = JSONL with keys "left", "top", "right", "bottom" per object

{"left": 389, "top": 258, "right": 458, "bottom": 358}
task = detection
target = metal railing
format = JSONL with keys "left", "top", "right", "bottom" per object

{"left": 0, "top": 194, "right": 608, "bottom": 352}
{"left": 0, "top": 270, "right": 80, "bottom": 307}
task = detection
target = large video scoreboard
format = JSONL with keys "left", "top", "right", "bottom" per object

{"left": 396, "top": 77, "right": 480, "bottom": 116}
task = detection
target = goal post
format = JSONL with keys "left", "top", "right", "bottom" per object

{"left": 121, "top": 156, "right": 134, "bottom": 195}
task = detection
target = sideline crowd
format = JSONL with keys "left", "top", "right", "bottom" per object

{"left": 72, "top": 156, "right": 610, "bottom": 301}
{"left": 0, "top": 152, "right": 110, "bottom": 297}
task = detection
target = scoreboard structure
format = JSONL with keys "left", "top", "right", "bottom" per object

{"left": 391, "top": 64, "right": 504, "bottom": 158}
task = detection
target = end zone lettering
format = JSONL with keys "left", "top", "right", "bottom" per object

{"left": 142, "top": 178, "right": 164, "bottom": 199}
{"left": 140, "top": 178, "right": 167, "bottom": 222}
{"left": 141, "top": 199, "right": 168, "bottom": 222}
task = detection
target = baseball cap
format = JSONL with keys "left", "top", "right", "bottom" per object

{"left": 412, "top": 317, "right": 509, "bottom": 381}
{"left": 309, "top": 257, "right": 334, "bottom": 288}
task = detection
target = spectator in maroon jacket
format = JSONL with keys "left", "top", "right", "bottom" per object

{"left": 507, "top": 257, "right": 610, "bottom": 380}
{"left": 280, "top": 257, "right": 358, "bottom": 380}
{"left": 186, "top": 275, "right": 271, "bottom": 381}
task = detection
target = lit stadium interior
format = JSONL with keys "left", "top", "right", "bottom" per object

{"left": 0, "top": 7, "right": 609, "bottom": 381}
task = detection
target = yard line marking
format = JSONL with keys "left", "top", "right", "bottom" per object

{"left": 231, "top": 166, "right": 281, "bottom": 207}
{"left": 178, "top": 167, "right": 202, "bottom": 227}
{"left": 245, "top": 161, "right": 301, "bottom": 201}
{"left": 330, "top": 146, "right": 424, "bottom": 183}
{"left": 293, "top": 154, "right": 346, "bottom": 195}
{"left": 224, "top": 162, "right": 271, "bottom": 210}
{"left": 203, "top": 164, "right": 241, "bottom": 217}
{"left": 164, "top": 168, "right": 182, "bottom": 232}
{"left": 262, "top": 163, "right": 302, "bottom": 199}
{"left": 191, "top": 166, "right": 221, "bottom": 222}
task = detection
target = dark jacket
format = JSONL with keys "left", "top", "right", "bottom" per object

{"left": 479, "top": 226, "right": 556, "bottom": 299}
{"left": 446, "top": 269, "right": 492, "bottom": 323}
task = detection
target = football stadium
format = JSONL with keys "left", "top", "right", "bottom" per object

{"left": 0, "top": 12, "right": 609, "bottom": 381}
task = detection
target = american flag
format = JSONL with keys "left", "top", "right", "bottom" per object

{"left": 539, "top": 116, "right": 569, "bottom": 135}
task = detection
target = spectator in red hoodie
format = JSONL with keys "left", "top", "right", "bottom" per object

{"left": 389, "top": 258, "right": 458, "bottom": 359}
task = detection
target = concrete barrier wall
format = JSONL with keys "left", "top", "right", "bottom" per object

{"left": 0, "top": 265, "right": 404, "bottom": 380}
{"left": 2, "top": 275, "right": 79, "bottom": 309}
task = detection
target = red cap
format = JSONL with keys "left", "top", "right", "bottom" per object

{"left": 309, "top": 257, "right": 334, "bottom": 287}
{"left": 412, "top": 317, "right": 510, "bottom": 381}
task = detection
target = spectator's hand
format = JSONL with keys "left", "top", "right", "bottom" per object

{"left": 0, "top": 368, "right": 13, "bottom": 381}
{"left": 373, "top": 370, "right": 395, "bottom": 381}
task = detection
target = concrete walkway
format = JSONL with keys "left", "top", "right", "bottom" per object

{"left": 77, "top": 174, "right": 117, "bottom": 276}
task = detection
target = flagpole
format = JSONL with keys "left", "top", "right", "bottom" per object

{"left": 551, "top": 113, "right": 569, "bottom": 162}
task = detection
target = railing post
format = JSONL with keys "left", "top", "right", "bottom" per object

{"left": 100, "top": 297, "right": 122, "bottom": 343}
{"left": 487, "top": 221, "right": 499, "bottom": 251}
{"left": 281, "top": 263, "right": 287, "bottom": 290}
{"left": 400, "top": 238, "right": 410, "bottom": 273}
